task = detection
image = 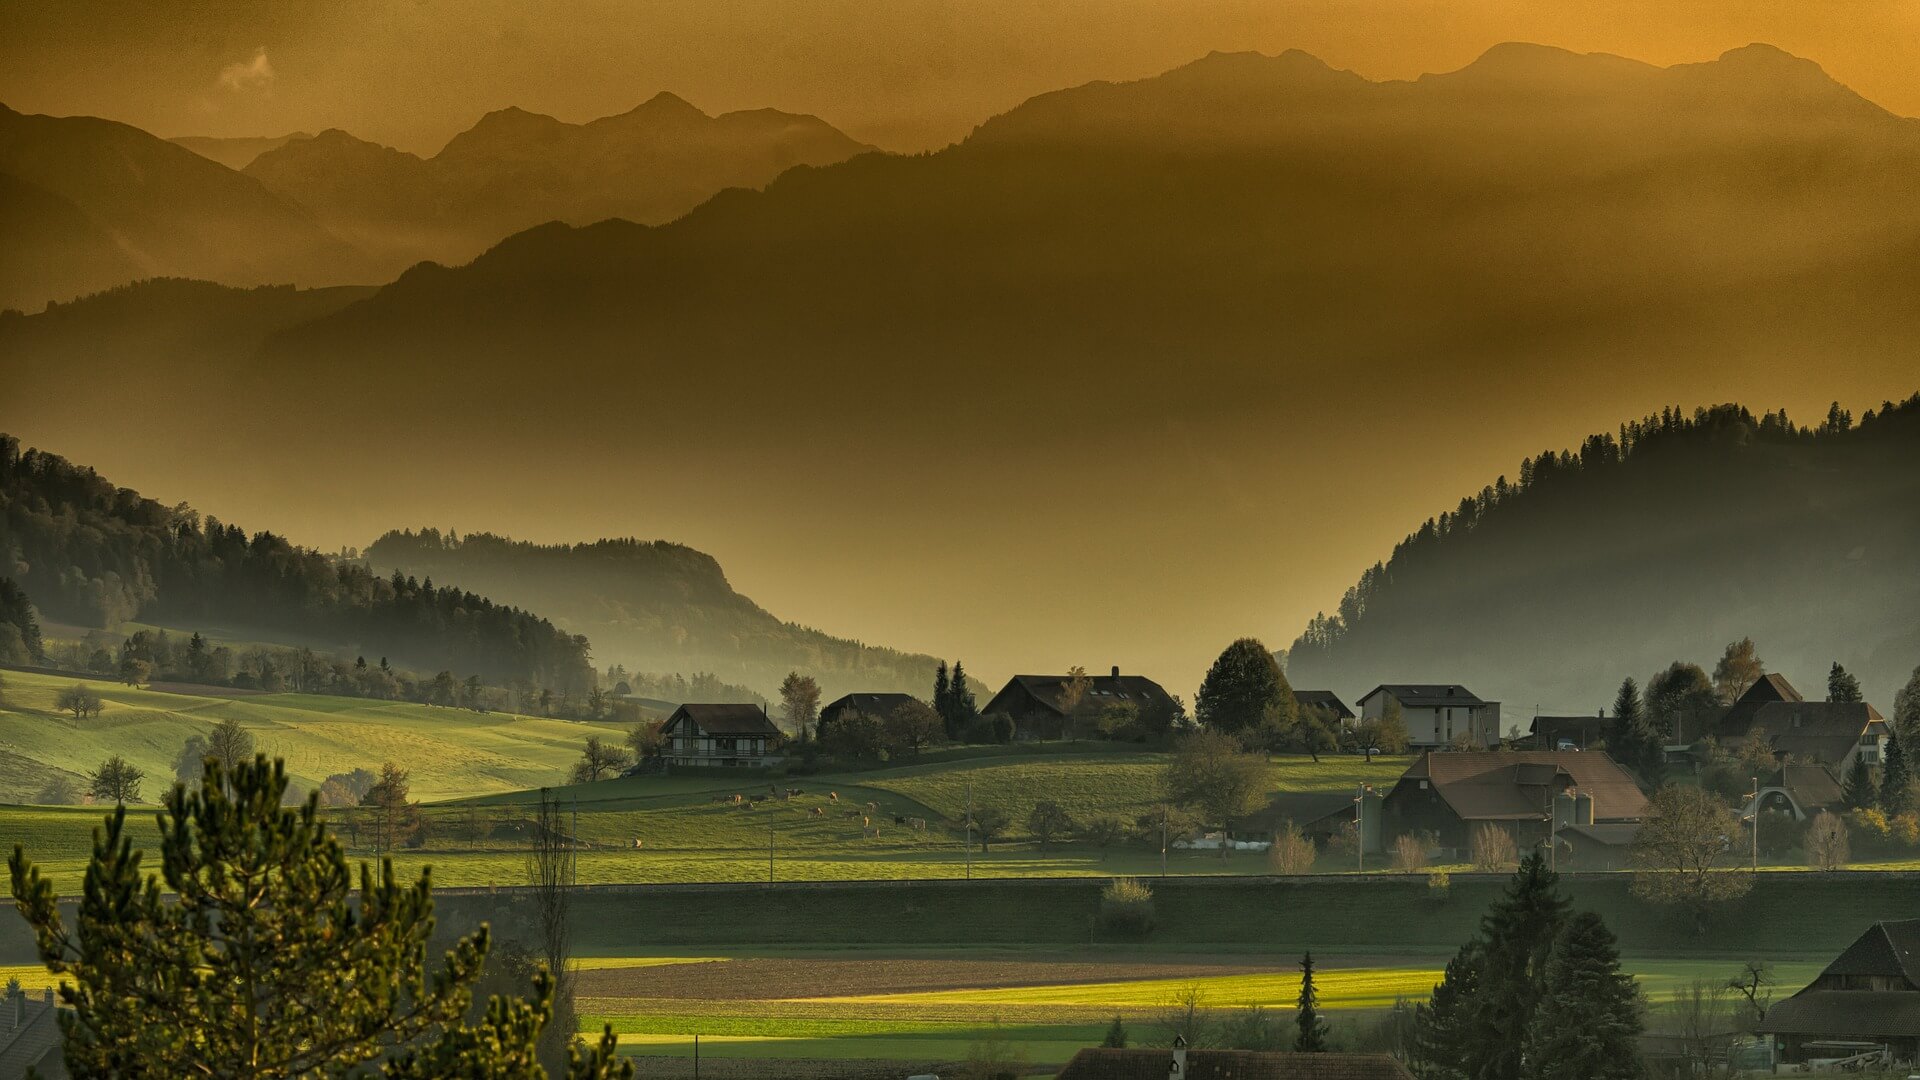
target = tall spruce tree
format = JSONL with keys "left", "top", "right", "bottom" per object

{"left": 1844, "top": 758, "right": 1877, "bottom": 810}
{"left": 1828, "top": 662, "right": 1864, "bottom": 704}
{"left": 1521, "top": 912, "right": 1644, "bottom": 1080}
{"left": 1607, "top": 678, "right": 1641, "bottom": 758}
{"left": 1294, "top": 951, "right": 1330, "bottom": 1052}
{"left": 1413, "top": 940, "right": 1483, "bottom": 1080}
{"left": 934, "top": 661, "right": 952, "bottom": 733}
{"left": 1882, "top": 730, "right": 1914, "bottom": 816}
{"left": 8, "top": 756, "right": 632, "bottom": 1078}
{"left": 1465, "top": 852, "right": 1570, "bottom": 1080}
{"left": 950, "top": 660, "right": 977, "bottom": 725}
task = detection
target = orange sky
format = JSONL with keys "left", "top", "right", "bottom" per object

{"left": 3, "top": 0, "right": 1917, "bottom": 153}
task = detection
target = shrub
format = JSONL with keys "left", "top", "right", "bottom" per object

{"left": 1848, "top": 807, "right": 1892, "bottom": 853}
{"left": 1805, "top": 811, "right": 1850, "bottom": 870}
{"left": 1893, "top": 812, "right": 1920, "bottom": 848}
{"left": 1426, "top": 869, "right": 1451, "bottom": 902}
{"left": 1391, "top": 833, "right": 1429, "bottom": 872}
{"left": 1267, "top": 821, "right": 1316, "bottom": 875}
{"left": 1097, "top": 877, "right": 1156, "bottom": 936}
{"left": 1469, "top": 823, "right": 1517, "bottom": 871}
{"left": 1081, "top": 815, "right": 1127, "bottom": 858}
{"left": 1755, "top": 809, "right": 1801, "bottom": 858}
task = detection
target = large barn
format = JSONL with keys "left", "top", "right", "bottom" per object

{"left": 1760, "top": 920, "right": 1920, "bottom": 1067}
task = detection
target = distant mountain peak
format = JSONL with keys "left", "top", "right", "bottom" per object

{"left": 626, "top": 90, "right": 706, "bottom": 118}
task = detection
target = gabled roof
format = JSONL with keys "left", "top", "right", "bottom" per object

{"left": 663, "top": 703, "right": 782, "bottom": 737}
{"left": 1055, "top": 1048, "right": 1414, "bottom": 1080}
{"left": 1751, "top": 701, "right": 1885, "bottom": 765}
{"left": 1394, "top": 751, "right": 1647, "bottom": 822}
{"left": 1718, "top": 673, "right": 1804, "bottom": 736}
{"left": 0, "top": 993, "right": 63, "bottom": 1078}
{"left": 1764, "top": 764, "right": 1845, "bottom": 812}
{"left": 985, "top": 673, "right": 1177, "bottom": 717}
{"left": 1822, "top": 920, "right": 1920, "bottom": 986}
{"left": 1232, "top": 791, "right": 1359, "bottom": 834}
{"left": 1293, "top": 690, "right": 1355, "bottom": 720}
{"left": 1359, "top": 684, "right": 1489, "bottom": 709}
{"left": 819, "top": 692, "right": 920, "bottom": 719}
{"left": 1560, "top": 822, "right": 1640, "bottom": 847}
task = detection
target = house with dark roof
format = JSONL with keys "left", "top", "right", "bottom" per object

{"left": 0, "top": 988, "right": 66, "bottom": 1079}
{"left": 659, "top": 703, "right": 785, "bottom": 769}
{"left": 1760, "top": 920, "right": 1920, "bottom": 1065}
{"left": 1292, "top": 689, "right": 1355, "bottom": 724}
{"left": 1381, "top": 750, "right": 1647, "bottom": 853}
{"left": 1744, "top": 763, "right": 1847, "bottom": 822}
{"left": 980, "top": 667, "right": 1178, "bottom": 741}
{"left": 1357, "top": 685, "right": 1501, "bottom": 749}
{"left": 1231, "top": 790, "right": 1364, "bottom": 846}
{"left": 816, "top": 692, "right": 922, "bottom": 739}
{"left": 1528, "top": 712, "right": 1607, "bottom": 751}
{"left": 1743, "top": 701, "right": 1887, "bottom": 771}
{"left": 1716, "top": 673, "right": 1803, "bottom": 737}
{"left": 1054, "top": 1046, "right": 1413, "bottom": 1080}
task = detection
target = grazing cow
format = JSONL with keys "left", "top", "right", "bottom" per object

{"left": 749, "top": 794, "right": 766, "bottom": 803}
{"left": 909, "top": 817, "right": 927, "bottom": 831}
{"left": 864, "top": 801, "right": 878, "bottom": 813}
{"left": 812, "top": 806, "right": 825, "bottom": 816}
{"left": 893, "top": 816, "right": 907, "bottom": 825}
{"left": 862, "top": 826, "right": 880, "bottom": 839}
{"left": 843, "top": 809, "right": 861, "bottom": 819}
{"left": 828, "top": 791, "right": 839, "bottom": 802}
{"left": 632, "top": 838, "right": 643, "bottom": 849}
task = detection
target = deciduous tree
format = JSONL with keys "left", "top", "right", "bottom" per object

{"left": 1647, "top": 662, "right": 1718, "bottom": 746}
{"left": 87, "top": 755, "right": 144, "bottom": 804}
{"left": 56, "top": 682, "right": 103, "bottom": 721}
{"left": 1712, "top": 638, "right": 1764, "bottom": 705}
{"left": 1164, "top": 729, "right": 1268, "bottom": 858}
{"left": 1631, "top": 785, "right": 1751, "bottom": 927}
{"left": 778, "top": 672, "right": 821, "bottom": 742}
{"left": 1027, "top": 800, "right": 1075, "bottom": 850}
{"left": 884, "top": 700, "right": 944, "bottom": 756}
{"left": 207, "top": 717, "right": 254, "bottom": 775}
{"left": 1195, "top": 638, "right": 1290, "bottom": 735}
{"left": 569, "top": 736, "right": 630, "bottom": 783}
{"left": 1805, "top": 811, "right": 1849, "bottom": 870}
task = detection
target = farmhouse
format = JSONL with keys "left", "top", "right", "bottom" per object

{"left": 980, "top": 667, "right": 1178, "bottom": 741}
{"left": 1742, "top": 701, "right": 1887, "bottom": 771}
{"left": 1381, "top": 750, "right": 1646, "bottom": 852}
{"left": 659, "top": 703, "right": 785, "bottom": 769}
{"left": 1746, "top": 763, "right": 1847, "bottom": 822}
{"left": 1357, "top": 684, "right": 1500, "bottom": 749}
{"left": 1760, "top": 920, "right": 1920, "bottom": 1066}
{"left": 816, "top": 692, "right": 921, "bottom": 738}
{"left": 1292, "top": 689, "right": 1355, "bottom": 724}
{"left": 1716, "top": 672, "right": 1803, "bottom": 736}
{"left": 1528, "top": 712, "right": 1606, "bottom": 750}
{"left": 1054, "top": 1046, "right": 1413, "bottom": 1080}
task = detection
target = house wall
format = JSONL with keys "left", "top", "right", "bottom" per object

{"left": 1360, "top": 695, "right": 1499, "bottom": 747}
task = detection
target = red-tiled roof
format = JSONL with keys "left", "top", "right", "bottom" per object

{"left": 1397, "top": 750, "right": 1647, "bottom": 822}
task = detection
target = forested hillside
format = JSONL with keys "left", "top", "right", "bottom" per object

{"left": 1286, "top": 398, "right": 1920, "bottom": 711}
{"left": 0, "top": 436, "right": 594, "bottom": 691}
{"left": 364, "top": 529, "right": 950, "bottom": 699}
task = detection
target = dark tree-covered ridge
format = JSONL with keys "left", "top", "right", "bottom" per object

{"left": 0, "top": 435, "right": 594, "bottom": 690}
{"left": 1288, "top": 397, "right": 1920, "bottom": 710}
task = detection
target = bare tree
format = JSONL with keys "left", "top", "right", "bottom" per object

{"left": 360, "top": 762, "right": 417, "bottom": 856}
{"left": 1631, "top": 786, "right": 1752, "bottom": 929}
{"left": 1267, "top": 821, "right": 1316, "bottom": 874}
{"left": 1804, "top": 811, "right": 1849, "bottom": 870}
{"left": 1726, "top": 960, "right": 1776, "bottom": 1031}
{"left": 1657, "top": 978, "right": 1736, "bottom": 1078}
{"left": 206, "top": 718, "right": 255, "bottom": 775}
{"left": 56, "top": 683, "right": 103, "bottom": 721}
{"left": 1470, "top": 823, "right": 1518, "bottom": 872}
{"left": 526, "top": 787, "right": 576, "bottom": 1066}
{"left": 1391, "top": 833, "right": 1430, "bottom": 872}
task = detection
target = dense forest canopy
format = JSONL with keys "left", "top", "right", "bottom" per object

{"left": 1287, "top": 397, "right": 1920, "bottom": 713}
{"left": 364, "top": 528, "right": 953, "bottom": 699}
{"left": 0, "top": 436, "right": 594, "bottom": 691}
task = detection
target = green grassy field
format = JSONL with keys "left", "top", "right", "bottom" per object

{"left": 0, "top": 668, "right": 631, "bottom": 803}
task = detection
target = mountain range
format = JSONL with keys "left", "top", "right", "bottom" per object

{"left": 7, "top": 43, "right": 1920, "bottom": 700}
{"left": 1, "top": 95, "right": 870, "bottom": 310}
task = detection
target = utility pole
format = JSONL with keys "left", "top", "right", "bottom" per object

{"left": 1354, "top": 790, "right": 1364, "bottom": 874}
{"left": 768, "top": 814, "right": 776, "bottom": 885}
{"left": 571, "top": 796, "right": 579, "bottom": 886}
{"left": 966, "top": 778, "right": 974, "bottom": 880}
{"left": 1160, "top": 805, "right": 1168, "bottom": 878}
{"left": 1750, "top": 776, "right": 1760, "bottom": 873}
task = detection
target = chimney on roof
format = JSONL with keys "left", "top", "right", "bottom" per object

{"left": 1111, "top": 665, "right": 1120, "bottom": 678}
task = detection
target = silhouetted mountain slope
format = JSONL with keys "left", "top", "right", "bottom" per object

{"left": 0, "top": 437, "right": 594, "bottom": 689}
{"left": 0, "top": 105, "right": 366, "bottom": 310}
{"left": 1287, "top": 399, "right": 1920, "bottom": 712}
{"left": 242, "top": 94, "right": 873, "bottom": 272}
{"left": 0, "top": 173, "right": 142, "bottom": 311}
{"left": 363, "top": 530, "right": 951, "bottom": 699}
{"left": 171, "top": 131, "right": 314, "bottom": 171}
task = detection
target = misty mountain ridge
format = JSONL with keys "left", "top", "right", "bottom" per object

{"left": 171, "top": 131, "right": 316, "bottom": 170}
{"left": 1286, "top": 397, "right": 1920, "bottom": 715}
{"left": 362, "top": 529, "right": 955, "bottom": 701}
{"left": 240, "top": 93, "right": 873, "bottom": 273}
{"left": 0, "top": 104, "right": 365, "bottom": 312}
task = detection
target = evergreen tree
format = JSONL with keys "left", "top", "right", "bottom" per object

{"left": 1101, "top": 1015, "right": 1129, "bottom": 1048}
{"left": 1844, "top": 758, "right": 1877, "bottom": 810}
{"left": 1465, "top": 852, "right": 1569, "bottom": 1080}
{"left": 949, "top": 660, "right": 977, "bottom": 724}
{"left": 1195, "top": 637, "right": 1292, "bottom": 734}
{"left": 8, "top": 756, "right": 632, "bottom": 1078}
{"left": 1413, "top": 940, "right": 1483, "bottom": 1080}
{"left": 1828, "top": 662, "right": 1864, "bottom": 703}
{"left": 1521, "top": 912, "right": 1644, "bottom": 1080}
{"left": 934, "top": 661, "right": 952, "bottom": 732}
{"left": 1607, "top": 678, "right": 1642, "bottom": 758}
{"left": 1882, "top": 730, "right": 1913, "bottom": 816}
{"left": 1294, "top": 951, "right": 1329, "bottom": 1052}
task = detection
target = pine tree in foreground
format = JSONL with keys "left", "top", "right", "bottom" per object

{"left": 1294, "top": 951, "right": 1330, "bottom": 1052}
{"left": 8, "top": 755, "right": 632, "bottom": 1079}
{"left": 1521, "top": 911, "right": 1645, "bottom": 1080}
{"left": 1465, "top": 851, "right": 1569, "bottom": 1080}
{"left": 1412, "top": 941, "right": 1482, "bottom": 1080}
